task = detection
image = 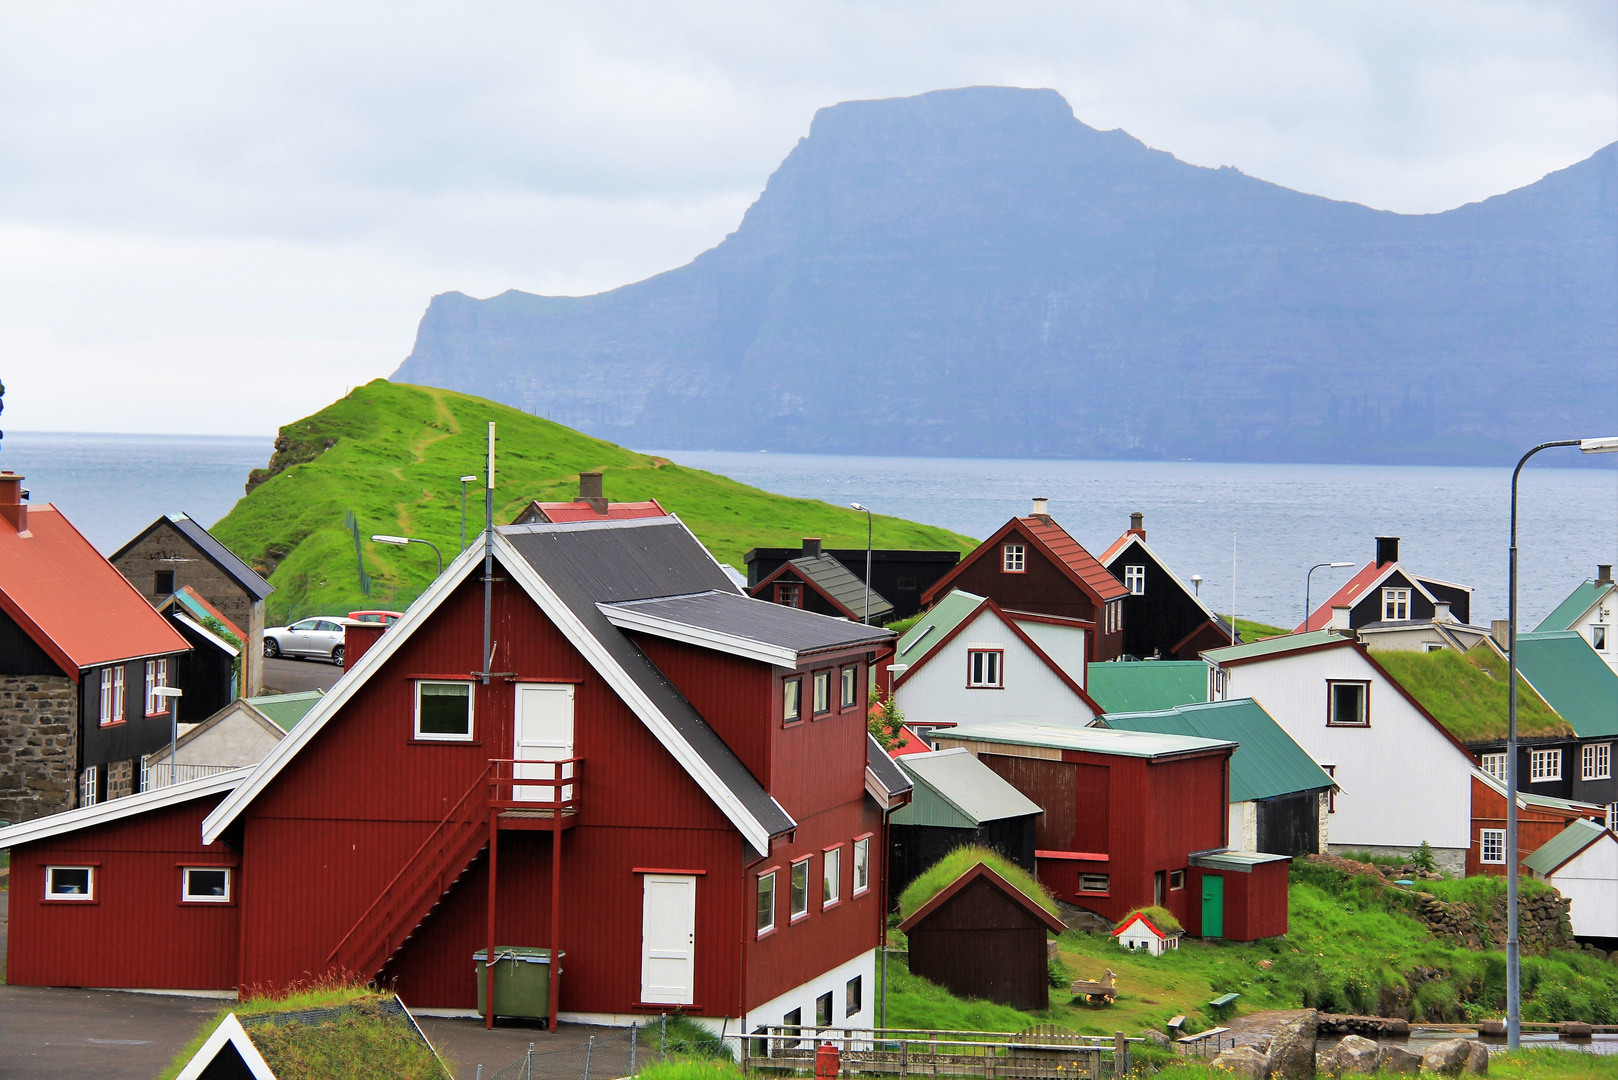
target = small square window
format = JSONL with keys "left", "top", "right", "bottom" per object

{"left": 154, "top": 569, "right": 175, "bottom": 594}
{"left": 183, "top": 867, "right": 231, "bottom": 903}
{"left": 1583, "top": 743, "right": 1611, "bottom": 782}
{"left": 46, "top": 866, "right": 94, "bottom": 900}
{"left": 1003, "top": 544, "right": 1025, "bottom": 573}
{"left": 783, "top": 678, "right": 802, "bottom": 724}
{"left": 1124, "top": 565, "right": 1146, "bottom": 595}
{"left": 1480, "top": 753, "right": 1508, "bottom": 782}
{"left": 1531, "top": 748, "right": 1562, "bottom": 782}
{"left": 1593, "top": 625, "right": 1608, "bottom": 651}
{"left": 823, "top": 846, "right": 841, "bottom": 907}
{"left": 816, "top": 991, "right": 833, "bottom": 1028}
{"left": 968, "top": 649, "right": 1003, "bottom": 688}
{"left": 1079, "top": 873, "right": 1110, "bottom": 894}
{"left": 790, "top": 858, "right": 810, "bottom": 920}
{"left": 1168, "top": 870, "right": 1185, "bottom": 891}
{"left": 853, "top": 838, "right": 870, "bottom": 895}
{"left": 845, "top": 975, "right": 863, "bottom": 1018}
{"left": 1481, "top": 829, "right": 1506, "bottom": 865}
{"left": 812, "top": 671, "right": 831, "bottom": 715}
{"left": 415, "top": 681, "right": 473, "bottom": 740}
{"left": 1327, "top": 681, "right": 1368, "bottom": 726}
{"left": 840, "top": 665, "right": 858, "bottom": 709}
{"left": 757, "top": 870, "right": 777, "bottom": 936}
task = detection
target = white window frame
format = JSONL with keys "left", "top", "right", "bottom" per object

{"left": 1124, "top": 565, "right": 1146, "bottom": 595}
{"left": 822, "top": 846, "right": 841, "bottom": 908}
{"left": 967, "top": 648, "right": 1004, "bottom": 688}
{"left": 80, "top": 766, "right": 98, "bottom": 807}
{"left": 1608, "top": 803, "right": 1618, "bottom": 832}
{"left": 1327, "top": 681, "right": 1369, "bottom": 727}
{"left": 45, "top": 865, "right": 95, "bottom": 900}
{"left": 1583, "top": 742, "right": 1611, "bottom": 782}
{"left": 840, "top": 665, "right": 857, "bottom": 709}
{"left": 852, "top": 837, "right": 870, "bottom": 896}
{"left": 1480, "top": 753, "right": 1508, "bottom": 783}
{"left": 783, "top": 678, "right": 802, "bottom": 724}
{"left": 182, "top": 866, "right": 232, "bottom": 903}
{"left": 99, "top": 666, "right": 125, "bottom": 726}
{"left": 1480, "top": 829, "right": 1506, "bottom": 865}
{"left": 790, "top": 858, "right": 810, "bottom": 921}
{"left": 1002, "top": 544, "right": 1025, "bottom": 573}
{"left": 1383, "top": 588, "right": 1411, "bottom": 621}
{"left": 812, "top": 670, "right": 832, "bottom": 716}
{"left": 846, "top": 974, "right": 863, "bottom": 1018}
{"left": 756, "top": 869, "right": 777, "bottom": 936}
{"left": 1530, "top": 748, "right": 1562, "bottom": 782}
{"left": 1078, "top": 873, "right": 1110, "bottom": 894}
{"left": 413, "top": 680, "right": 474, "bottom": 742}
{"left": 1593, "top": 625, "right": 1609, "bottom": 651}
{"left": 144, "top": 658, "right": 169, "bottom": 717}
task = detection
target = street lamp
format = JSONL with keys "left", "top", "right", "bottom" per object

{"left": 1304, "top": 562, "right": 1355, "bottom": 632}
{"left": 372, "top": 534, "right": 443, "bottom": 578}
{"left": 459, "top": 475, "right": 478, "bottom": 551}
{"left": 1505, "top": 435, "right": 1618, "bottom": 1048}
{"left": 850, "top": 503, "right": 873, "bottom": 624}
{"left": 152, "top": 686, "right": 182, "bottom": 788}
{"left": 1190, "top": 574, "right": 1202, "bottom": 597}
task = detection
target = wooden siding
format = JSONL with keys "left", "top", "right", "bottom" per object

{"left": 1187, "top": 861, "right": 1289, "bottom": 941}
{"left": 1466, "top": 773, "right": 1603, "bottom": 877}
{"left": 80, "top": 654, "right": 190, "bottom": 781}
{"left": 634, "top": 635, "right": 776, "bottom": 789}
{"left": 0, "top": 605, "right": 65, "bottom": 676}
{"left": 981, "top": 756, "right": 1076, "bottom": 850}
{"left": 1255, "top": 792, "right": 1321, "bottom": 858}
{"left": 768, "top": 658, "right": 870, "bottom": 822}
{"left": 888, "top": 817, "right": 1037, "bottom": 909}
{"left": 8, "top": 795, "right": 239, "bottom": 989}
{"left": 1110, "top": 543, "right": 1210, "bottom": 661}
{"left": 904, "top": 875, "right": 1052, "bottom": 1010}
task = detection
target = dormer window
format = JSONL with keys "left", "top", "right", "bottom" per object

{"left": 1124, "top": 565, "right": 1146, "bottom": 595}
{"left": 1382, "top": 588, "right": 1410, "bottom": 621}
{"left": 774, "top": 582, "right": 800, "bottom": 607}
{"left": 1002, "top": 544, "right": 1025, "bottom": 573}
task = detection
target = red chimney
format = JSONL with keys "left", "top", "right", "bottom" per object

{"left": 0, "top": 472, "right": 28, "bottom": 533}
{"left": 344, "top": 622, "right": 386, "bottom": 669}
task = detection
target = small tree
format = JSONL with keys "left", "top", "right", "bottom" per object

{"left": 868, "top": 687, "right": 908, "bottom": 751}
{"left": 1412, "top": 840, "right": 1437, "bottom": 873}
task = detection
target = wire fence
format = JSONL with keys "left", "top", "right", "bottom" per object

{"left": 479, "top": 1023, "right": 649, "bottom": 1080}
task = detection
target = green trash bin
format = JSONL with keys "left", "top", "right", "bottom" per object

{"left": 474, "top": 946, "right": 555, "bottom": 1021}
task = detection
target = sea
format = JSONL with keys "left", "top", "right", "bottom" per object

{"left": 4, "top": 431, "right": 1614, "bottom": 630}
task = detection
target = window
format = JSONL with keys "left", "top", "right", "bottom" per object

{"left": 80, "top": 766, "right": 98, "bottom": 808}
{"left": 790, "top": 858, "right": 809, "bottom": 920}
{"left": 845, "top": 975, "right": 863, "bottom": 1018}
{"left": 897, "top": 577, "right": 918, "bottom": 592}
{"left": 823, "top": 846, "right": 841, "bottom": 907}
{"left": 144, "top": 659, "right": 169, "bottom": 716}
{"left": 1481, "top": 753, "right": 1508, "bottom": 783}
{"left": 1481, "top": 829, "right": 1506, "bottom": 865}
{"left": 1423, "top": 643, "right": 1445, "bottom": 653}
{"left": 840, "top": 665, "right": 858, "bottom": 709}
{"left": 816, "top": 991, "right": 833, "bottom": 1028}
{"left": 783, "top": 678, "right": 802, "bottom": 724}
{"left": 774, "top": 582, "right": 800, "bottom": 607}
{"left": 853, "top": 837, "right": 870, "bottom": 895}
{"left": 154, "top": 569, "right": 174, "bottom": 594}
{"left": 1002, "top": 544, "right": 1025, "bottom": 572}
{"left": 1327, "top": 681, "right": 1368, "bottom": 726}
{"left": 1124, "top": 565, "right": 1146, "bottom": 595}
{"left": 1382, "top": 588, "right": 1410, "bottom": 621}
{"left": 756, "top": 870, "right": 777, "bottom": 935}
{"left": 99, "top": 666, "right": 125, "bottom": 726}
{"left": 1609, "top": 803, "right": 1617, "bottom": 831}
{"left": 812, "top": 671, "right": 831, "bottom": 716}
{"left": 1169, "top": 870, "right": 1185, "bottom": 891}
{"left": 414, "top": 681, "right": 473, "bottom": 741}
{"left": 1584, "top": 743, "right": 1611, "bottom": 781}
{"left": 46, "top": 866, "right": 94, "bottom": 900}
{"left": 782, "top": 1008, "right": 803, "bottom": 1049}
{"left": 1593, "top": 625, "right": 1609, "bottom": 651}
{"left": 183, "top": 867, "right": 231, "bottom": 903}
{"left": 1531, "top": 748, "right": 1562, "bottom": 782}
{"left": 1078, "top": 873, "right": 1110, "bottom": 894}
{"left": 967, "top": 649, "right": 1003, "bottom": 688}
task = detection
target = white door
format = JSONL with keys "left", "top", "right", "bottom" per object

{"left": 513, "top": 683, "right": 574, "bottom": 803}
{"left": 641, "top": 874, "right": 696, "bottom": 1005}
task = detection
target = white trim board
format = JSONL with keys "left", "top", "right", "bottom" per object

{"left": 0, "top": 768, "right": 250, "bottom": 849}
{"left": 600, "top": 601, "right": 798, "bottom": 667}
{"left": 173, "top": 1014, "right": 277, "bottom": 1080}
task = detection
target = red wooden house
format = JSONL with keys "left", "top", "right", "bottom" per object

{"left": 0, "top": 516, "right": 913, "bottom": 1037}
{"left": 919, "top": 499, "right": 1128, "bottom": 663}
{"left": 1467, "top": 767, "right": 1606, "bottom": 878}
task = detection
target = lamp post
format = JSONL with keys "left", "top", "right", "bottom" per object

{"left": 153, "top": 686, "right": 182, "bottom": 788}
{"left": 1304, "top": 562, "right": 1355, "bottom": 632}
{"left": 371, "top": 534, "right": 443, "bottom": 578}
{"left": 459, "top": 475, "right": 478, "bottom": 551}
{"left": 850, "top": 503, "right": 873, "bottom": 624}
{"left": 1505, "top": 435, "right": 1618, "bottom": 1048}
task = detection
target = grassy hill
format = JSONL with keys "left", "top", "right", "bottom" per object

{"left": 1375, "top": 644, "right": 1570, "bottom": 743}
{"left": 212, "top": 379, "right": 977, "bottom": 620}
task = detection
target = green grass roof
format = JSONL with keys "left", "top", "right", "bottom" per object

{"left": 1086, "top": 660, "right": 1210, "bottom": 713}
{"left": 1516, "top": 632, "right": 1618, "bottom": 738}
{"left": 1374, "top": 645, "right": 1570, "bottom": 743}
{"left": 896, "top": 844, "right": 1059, "bottom": 920}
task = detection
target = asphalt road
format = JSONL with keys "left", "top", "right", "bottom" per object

{"left": 261, "top": 655, "right": 343, "bottom": 694}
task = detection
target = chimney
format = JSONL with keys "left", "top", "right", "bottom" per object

{"left": 1492, "top": 619, "right": 1512, "bottom": 650}
{"left": 1031, "top": 497, "right": 1051, "bottom": 522}
{"left": 1329, "top": 605, "right": 1351, "bottom": 632}
{"left": 802, "top": 538, "right": 822, "bottom": 558}
{"left": 0, "top": 472, "right": 27, "bottom": 533}
{"left": 1375, "top": 536, "right": 1400, "bottom": 567}
{"left": 578, "top": 471, "right": 607, "bottom": 515}
{"left": 1600, "top": 564, "right": 1614, "bottom": 584}
{"left": 1434, "top": 601, "right": 1454, "bottom": 623}
{"left": 1129, "top": 512, "right": 1145, "bottom": 538}
{"left": 343, "top": 622, "right": 386, "bottom": 670}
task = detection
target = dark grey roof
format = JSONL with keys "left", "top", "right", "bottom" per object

{"left": 604, "top": 589, "right": 894, "bottom": 660}
{"left": 498, "top": 518, "right": 796, "bottom": 848}
{"left": 790, "top": 554, "right": 895, "bottom": 621}
{"left": 114, "top": 514, "right": 274, "bottom": 599}
{"left": 866, "top": 734, "right": 913, "bottom": 798}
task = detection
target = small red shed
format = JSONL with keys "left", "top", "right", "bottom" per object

{"left": 1185, "top": 851, "right": 1291, "bottom": 941}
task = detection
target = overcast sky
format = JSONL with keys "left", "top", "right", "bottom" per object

{"left": 3, "top": 1, "right": 1614, "bottom": 436}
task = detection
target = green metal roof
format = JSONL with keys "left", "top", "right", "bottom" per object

{"left": 246, "top": 690, "right": 325, "bottom": 733}
{"left": 1515, "top": 632, "right": 1618, "bottom": 738}
{"left": 892, "top": 749, "right": 1044, "bottom": 828}
{"left": 896, "top": 589, "right": 984, "bottom": 663}
{"left": 1086, "top": 661, "right": 1210, "bottom": 713}
{"left": 1535, "top": 581, "right": 1614, "bottom": 634}
{"left": 1522, "top": 817, "right": 1610, "bottom": 877}
{"left": 1098, "top": 698, "right": 1334, "bottom": 802}
{"left": 940, "top": 721, "right": 1235, "bottom": 760}
{"left": 1202, "top": 628, "right": 1346, "bottom": 664}
{"left": 1472, "top": 767, "right": 1607, "bottom": 815}
{"left": 1189, "top": 850, "right": 1291, "bottom": 874}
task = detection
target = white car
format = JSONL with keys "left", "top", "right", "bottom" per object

{"left": 263, "top": 617, "right": 357, "bottom": 664}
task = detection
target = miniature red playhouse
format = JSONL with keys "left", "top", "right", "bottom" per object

{"left": 0, "top": 517, "right": 915, "bottom": 1036}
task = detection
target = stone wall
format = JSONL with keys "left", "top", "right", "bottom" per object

{"left": 0, "top": 674, "right": 78, "bottom": 823}
{"left": 1415, "top": 887, "right": 1576, "bottom": 953}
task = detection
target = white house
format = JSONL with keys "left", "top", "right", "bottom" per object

{"left": 1536, "top": 566, "right": 1618, "bottom": 678}
{"left": 1113, "top": 911, "right": 1180, "bottom": 956}
{"left": 141, "top": 690, "right": 323, "bottom": 788}
{"left": 890, "top": 589, "right": 1100, "bottom": 732}
{"left": 1523, "top": 817, "right": 1618, "bottom": 939}
{"left": 1202, "top": 629, "right": 1475, "bottom": 874}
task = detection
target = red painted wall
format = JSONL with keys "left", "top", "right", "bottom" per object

{"left": 1186, "top": 860, "right": 1289, "bottom": 941}
{"left": 1467, "top": 774, "right": 1600, "bottom": 877}
{"left": 634, "top": 636, "right": 775, "bottom": 788}
{"left": 8, "top": 795, "right": 239, "bottom": 990}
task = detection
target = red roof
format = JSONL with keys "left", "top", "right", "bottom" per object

{"left": 1019, "top": 517, "right": 1130, "bottom": 602}
{"left": 888, "top": 724, "right": 936, "bottom": 757}
{"left": 1295, "top": 561, "right": 1396, "bottom": 632}
{"left": 1112, "top": 912, "right": 1171, "bottom": 939}
{"left": 0, "top": 505, "right": 190, "bottom": 673}
{"left": 525, "top": 500, "right": 667, "bottom": 523}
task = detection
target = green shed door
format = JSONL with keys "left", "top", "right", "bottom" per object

{"left": 1201, "top": 874, "right": 1224, "bottom": 938}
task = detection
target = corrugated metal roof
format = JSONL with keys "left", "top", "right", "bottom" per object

{"left": 896, "top": 589, "right": 983, "bottom": 662}
{"left": 893, "top": 748, "right": 1043, "bottom": 827}
{"left": 866, "top": 734, "right": 913, "bottom": 798}
{"left": 1189, "top": 850, "right": 1291, "bottom": 873}
{"left": 1522, "top": 817, "right": 1611, "bottom": 877}
{"left": 789, "top": 554, "right": 895, "bottom": 621}
{"left": 1020, "top": 517, "right": 1129, "bottom": 602}
{"left": 523, "top": 500, "right": 668, "bottom": 523}
{"left": 940, "top": 721, "right": 1234, "bottom": 759}
{"left": 1536, "top": 581, "right": 1615, "bottom": 634}
{"left": 162, "top": 514, "right": 275, "bottom": 600}
{"left": 167, "top": 585, "right": 246, "bottom": 640}
{"left": 1203, "top": 628, "right": 1348, "bottom": 664}
{"left": 1097, "top": 698, "right": 1334, "bottom": 802}
{"left": 1086, "top": 661, "right": 1210, "bottom": 713}
{"left": 248, "top": 690, "right": 325, "bottom": 733}
{"left": 0, "top": 505, "right": 192, "bottom": 673}
{"left": 1472, "top": 768, "right": 1607, "bottom": 815}
{"left": 603, "top": 589, "right": 893, "bottom": 656}
{"left": 1516, "top": 632, "right": 1618, "bottom": 738}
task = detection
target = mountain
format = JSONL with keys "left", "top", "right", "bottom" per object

{"left": 211, "top": 379, "right": 974, "bottom": 618}
{"left": 392, "top": 87, "right": 1618, "bottom": 465}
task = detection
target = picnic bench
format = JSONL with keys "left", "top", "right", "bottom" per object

{"left": 1069, "top": 969, "right": 1118, "bottom": 1003}
{"left": 1176, "top": 1027, "right": 1231, "bottom": 1056}
{"left": 1208, "top": 992, "right": 1240, "bottom": 1010}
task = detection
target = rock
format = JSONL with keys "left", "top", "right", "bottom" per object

{"left": 1315, "top": 1050, "right": 1338, "bottom": 1078}
{"left": 1421, "top": 1038, "right": 1473, "bottom": 1075}
{"left": 1265, "top": 1010, "right": 1318, "bottom": 1079}
{"left": 1333, "top": 1034, "right": 1379, "bottom": 1074}
{"left": 1211, "top": 1046, "right": 1272, "bottom": 1079}
{"left": 1378, "top": 1044, "right": 1422, "bottom": 1073}
{"left": 1140, "top": 1028, "right": 1170, "bottom": 1048}
{"left": 1466, "top": 1041, "right": 1488, "bottom": 1074}
{"left": 1477, "top": 1019, "right": 1505, "bottom": 1036}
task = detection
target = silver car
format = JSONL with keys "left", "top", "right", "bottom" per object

{"left": 263, "top": 617, "right": 356, "bottom": 664}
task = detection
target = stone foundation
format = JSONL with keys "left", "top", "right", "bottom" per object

{"left": 0, "top": 674, "right": 78, "bottom": 823}
{"left": 1327, "top": 843, "right": 1466, "bottom": 877}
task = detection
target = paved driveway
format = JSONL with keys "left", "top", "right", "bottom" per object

{"left": 262, "top": 655, "right": 343, "bottom": 694}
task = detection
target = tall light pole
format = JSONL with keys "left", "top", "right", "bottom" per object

{"left": 1304, "top": 562, "right": 1354, "bottom": 632}
{"left": 1506, "top": 435, "right": 1618, "bottom": 1048}
{"left": 153, "top": 686, "right": 182, "bottom": 788}
{"left": 459, "top": 475, "right": 478, "bottom": 551}
{"left": 850, "top": 503, "right": 873, "bottom": 624}
{"left": 372, "top": 534, "right": 443, "bottom": 578}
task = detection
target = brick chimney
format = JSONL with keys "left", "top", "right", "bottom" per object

{"left": 1375, "top": 536, "right": 1400, "bottom": 567}
{"left": 802, "top": 538, "right": 822, "bottom": 558}
{"left": 1031, "top": 498, "right": 1051, "bottom": 523}
{"left": 578, "top": 472, "right": 607, "bottom": 515}
{"left": 1129, "top": 511, "right": 1145, "bottom": 538}
{"left": 1600, "top": 564, "right": 1613, "bottom": 584}
{"left": 0, "top": 472, "right": 28, "bottom": 533}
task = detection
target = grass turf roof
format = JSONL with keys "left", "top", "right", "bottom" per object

{"left": 897, "top": 844, "right": 1060, "bottom": 921}
{"left": 1375, "top": 644, "right": 1570, "bottom": 742}
{"left": 1119, "top": 905, "right": 1184, "bottom": 934}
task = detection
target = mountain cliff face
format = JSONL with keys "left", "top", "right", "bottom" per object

{"left": 393, "top": 87, "right": 1618, "bottom": 465}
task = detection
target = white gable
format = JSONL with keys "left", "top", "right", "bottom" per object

{"left": 1547, "top": 832, "right": 1618, "bottom": 939}
{"left": 1012, "top": 617, "right": 1087, "bottom": 686}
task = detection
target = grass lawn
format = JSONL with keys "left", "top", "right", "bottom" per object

{"left": 1229, "top": 617, "right": 1290, "bottom": 642}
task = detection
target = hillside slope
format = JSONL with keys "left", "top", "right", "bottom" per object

{"left": 393, "top": 85, "right": 1617, "bottom": 467}
{"left": 210, "top": 379, "right": 975, "bottom": 618}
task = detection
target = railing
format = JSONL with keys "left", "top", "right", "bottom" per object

{"left": 488, "top": 757, "right": 583, "bottom": 814}
{"left": 141, "top": 761, "right": 239, "bottom": 791}
{"left": 735, "top": 1027, "right": 1138, "bottom": 1079}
